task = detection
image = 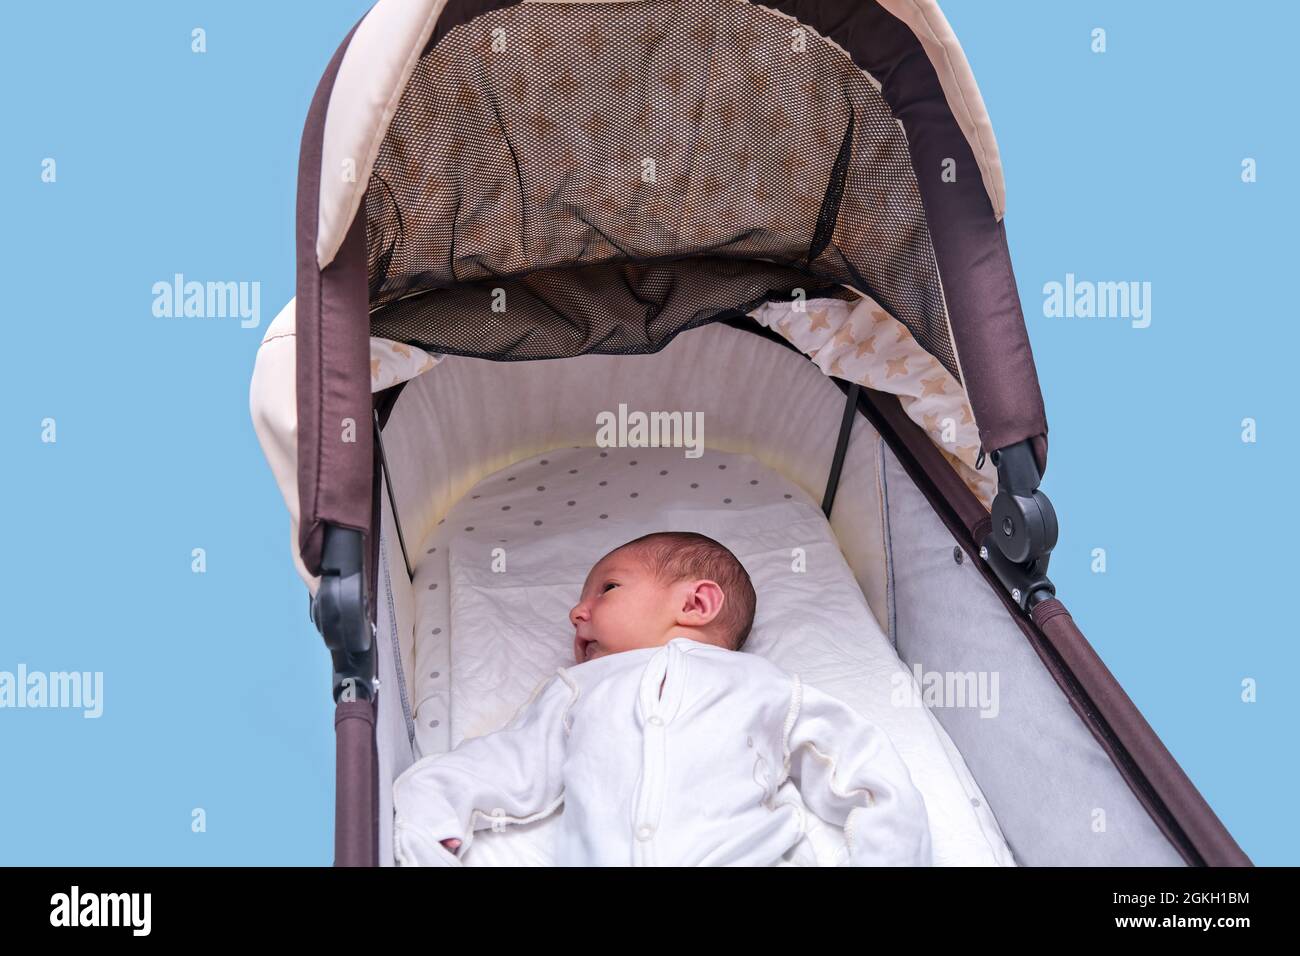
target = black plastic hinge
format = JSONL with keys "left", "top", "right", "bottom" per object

{"left": 978, "top": 439, "right": 1058, "bottom": 613}
{"left": 308, "top": 525, "right": 375, "bottom": 702}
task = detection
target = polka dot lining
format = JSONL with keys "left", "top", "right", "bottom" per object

{"left": 431, "top": 446, "right": 813, "bottom": 579}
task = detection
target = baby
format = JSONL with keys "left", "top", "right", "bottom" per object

{"left": 392, "top": 531, "right": 932, "bottom": 866}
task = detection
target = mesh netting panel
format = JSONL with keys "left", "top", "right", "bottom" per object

{"left": 365, "top": 0, "right": 957, "bottom": 378}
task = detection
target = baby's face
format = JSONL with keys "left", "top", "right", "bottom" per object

{"left": 569, "top": 549, "right": 680, "bottom": 664}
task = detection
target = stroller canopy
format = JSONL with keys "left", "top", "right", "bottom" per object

{"left": 259, "top": 0, "right": 1047, "bottom": 583}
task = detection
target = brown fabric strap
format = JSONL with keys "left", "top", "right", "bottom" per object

{"left": 296, "top": 14, "right": 375, "bottom": 577}
{"left": 1031, "top": 599, "right": 1251, "bottom": 867}
{"left": 334, "top": 699, "right": 378, "bottom": 867}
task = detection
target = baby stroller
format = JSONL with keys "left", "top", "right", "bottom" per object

{"left": 249, "top": 0, "right": 1249, "bottom": 866}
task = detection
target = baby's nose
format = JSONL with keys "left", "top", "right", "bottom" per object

{"left": 569, "top": 602, "right": 588, "bottom": 626}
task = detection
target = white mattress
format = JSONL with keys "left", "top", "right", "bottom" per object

{"left": 407, "top": 445, "right": 1015, "bottom": 866}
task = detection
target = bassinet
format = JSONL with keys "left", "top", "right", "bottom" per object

{"left": 249, "top": 0, "right": 1249, "bottom": 866}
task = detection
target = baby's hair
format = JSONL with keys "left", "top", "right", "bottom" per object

{"left": 610, "top": 531, "right": 757, "bottom": 652}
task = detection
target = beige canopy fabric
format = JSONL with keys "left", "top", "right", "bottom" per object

{"left": 751, "top": 294, "right": 996, "bottom": 506}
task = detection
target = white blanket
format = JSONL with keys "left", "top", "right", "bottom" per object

{"left": 408, "top": 445, "right": 1015, "bottom": 866}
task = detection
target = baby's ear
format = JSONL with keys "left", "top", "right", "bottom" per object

{"left": 677, "top": 579, "right": 725, "bottom": 626}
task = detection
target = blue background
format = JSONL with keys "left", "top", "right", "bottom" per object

{"left": 0, "top": 1, "right": 1291, "bottom": 865}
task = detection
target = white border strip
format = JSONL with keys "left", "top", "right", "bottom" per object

{"left": 317, "top": 0, "right": 448, "bottom": 269}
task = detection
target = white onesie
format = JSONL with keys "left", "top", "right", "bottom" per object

{"left": 392, "top": 636, "right": 933, "bottom": 866}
